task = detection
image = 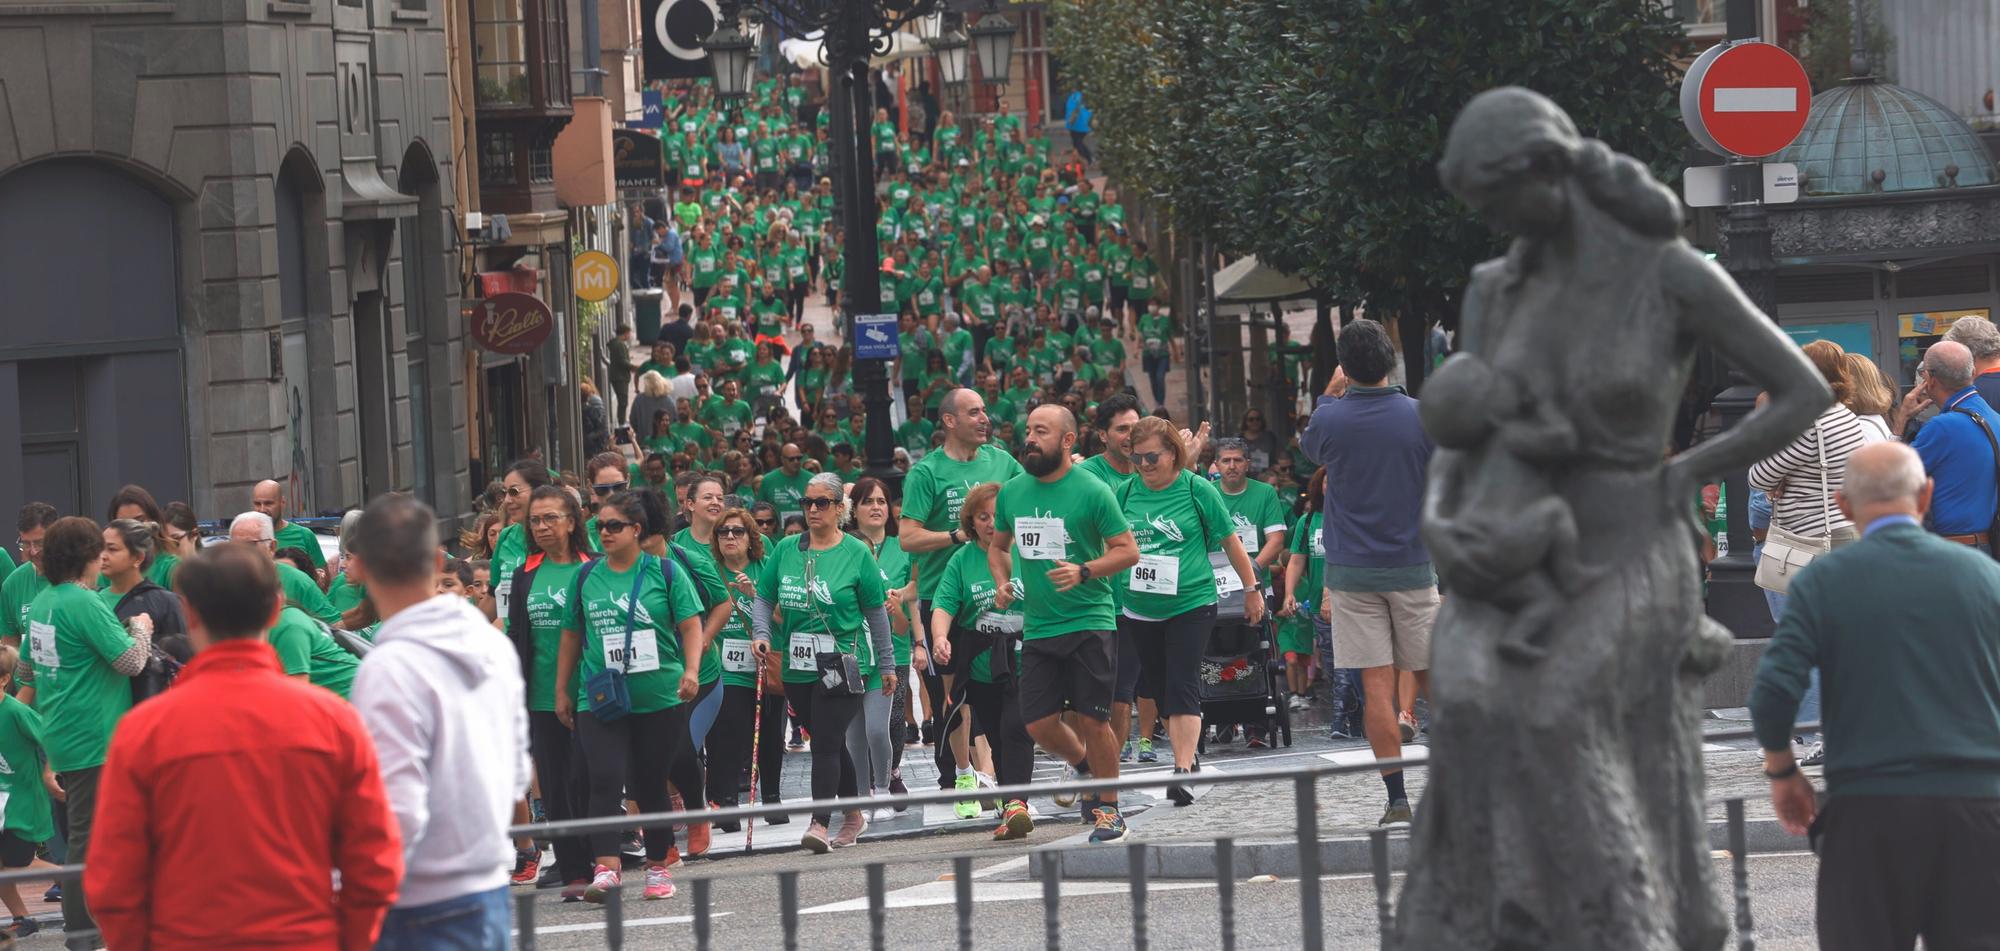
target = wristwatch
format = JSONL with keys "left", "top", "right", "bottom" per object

{"left": 1764, "top": 762, "right": 1799, "bottom": 780}
{"left": 947, "top": 528, "right": 962, "bottom": 545}
{"left": 1078, "top": 563, "right": 1093, "bottom": 582}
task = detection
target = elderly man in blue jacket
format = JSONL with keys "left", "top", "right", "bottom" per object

{"left": 1301, "top": 318, "right": 1436, "bottom": 829}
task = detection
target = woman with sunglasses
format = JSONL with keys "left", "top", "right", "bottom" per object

{"left": 556, "top": 490, "right": 708, "bottom": 903}
{"left": 750, "top": 473, "right": 895, "bottom": 853}
{"left": 844, "top": 478, "right": 916, "bottom": 819}
{"left": 749, "top": 502, "right": 781, "bottom": 544}
{"left": 505, "top": 485, "right": 595, "bottom": 899}
{"left": 704, "top": 507, "right": 785, "bottom": 824}
{"left": 490, "top": 460, "right": 552, "bottom": 628}
{"left": 1119, "top": 418, "right": 1264, "bottom": 805}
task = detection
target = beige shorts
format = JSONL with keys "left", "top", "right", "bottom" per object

{"left": 1330, "top": 588, "right": 1438, "bottom": 671}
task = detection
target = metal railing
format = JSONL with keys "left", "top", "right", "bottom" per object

{"left": 507, "top": 724, "right": 1796, "bottom": 950}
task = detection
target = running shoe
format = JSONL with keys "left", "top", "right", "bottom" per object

{"left": 1379, "top": 800, "right": 1414, "bottom": 828}
{"left": 560, "top": 879, "right": 590, "bottom": 903}
{"left": 1052, "top": 761, "right": 1087, "bottom": 808}
{"left": 1087, "top": 803, "right": 1128, "bottom": 844}
{"left": 583, "top": 865, "right": 621, "bottom": 904}
{"left": 6, "top": 917, "right": 38, "bottom": 938}
{"left": 1799, "top": 742, "right": 1826, "bottom": 767}
{"left": 831, "top": 810, "right": 867, "bottom": 848}
{"left": 953, "top": 772, "right": 982, "bottom": 819}
{"left": 1398, "top": 711, "right": 1419, "bottom": 744}
{"left": 43, "top": 884, "right": 58, "bottom": 902}
{"left": 889, "top": 770, "right": 910, "bottom": 812}
{"left": 510, "top": 847, "right": 541, "bottom": 885}
{"left": 620, "top": 834, "right": 645, "bottom": 861}
{"left": 1166, "top": 766, "right": 1196, "bottom": 807}
{"left": 1288, "top": 694, "right": 1311, "bottom": 712}
{"left": 686, "top": 819, "right": 711, "bottom": 858}
{"left": 642, "top": 863, "right": 676, "bottom": 900}
{"left": 802, "top": 820, "right": 831, "bottom": 854}
{"left": 537, "top": 865, "right": 564, "bottom": 889}
{"left": 1136, "top": 737, "right": 1157, "bottom": 763}
{"left": 1246, "top": 730, "right": 1269, "bottom": 750}
{"left": 993, "top": 800, "right": 1034, "bottom": 841}
{"left": 1120, "top": 741, "right": 1133, "bottom": 763}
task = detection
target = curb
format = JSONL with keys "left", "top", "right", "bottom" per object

{"left": 1029, "top": 816, "right": 1804, "bottom": 881}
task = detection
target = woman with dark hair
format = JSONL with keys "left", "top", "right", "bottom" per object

{"left": 159, "top": 502, "right": 202, "bottom": 564}
{"left": 704, "top": 506, "right": 784, "bottom": 826}
{"left": 844, "top": 477, "right": 915, "bottom": 817}
{"left": 105, "top": 487, "right": 176, "bottom": 588}
{"left": 18, "top": 517, "right": 148, "bottom": 941}
{"left": 506, "top": 484, "right": 594, "bottom": 899}
{"left": 99, "top": 519, "right": 188, "bottom": 674}
{"left": 556, "top": 489, "right": 707, "bottom": 903}
{"left": 490, "top": 459, "right": 553, "bottom": 624}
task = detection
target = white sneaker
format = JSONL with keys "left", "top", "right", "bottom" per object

{"left": 1052, "top": 764, "right": 1078, "bottom": 808}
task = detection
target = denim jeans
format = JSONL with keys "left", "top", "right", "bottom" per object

{"left": 1313, "top": 616, "right": 1367, "bottom": 737}
{"left": 375, "top": 886, "right": 509, "bottom": 951}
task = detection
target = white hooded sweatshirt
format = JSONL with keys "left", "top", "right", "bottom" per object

{"left": 351, "top": 594, "right": 530, "bottom": 908}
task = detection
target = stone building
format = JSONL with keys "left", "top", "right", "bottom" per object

{"left": 0, "top": 1, "right": 467, "bottom": 522}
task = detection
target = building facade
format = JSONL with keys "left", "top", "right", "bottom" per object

{"left": 0, "top": 0, "right": 467, "bottom": 522}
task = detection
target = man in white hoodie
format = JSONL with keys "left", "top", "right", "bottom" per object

{"left": 347, "top": 495, "right": 531, "bottom": 949}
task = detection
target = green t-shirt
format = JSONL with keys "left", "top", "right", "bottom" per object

{"left": 748, "top": 361, "right": 788, "bottom": 402}
{"left": 757, "top": 468, "right": 814, "bottom": 522}
{"left": 279, "top": 561, "right": 340, "bottom": 626}
{"left": 492, "top": 522, "right": 529, "bottom": 624}
{"left": 712, "top": 557, "right": 763, "bottom": 689}
{"left": 0, "top": 695, "right": 53, "bottom": 842}
{"left": 1288, "top": 511, "right": 1326, "bottom": 608}
{"left": 1219, "top": 480, "right": 1290, "bottom": 577}
{"left": 0, "top": 549, "right": 13, "bottom": 584}
{"left": 565, "top": 555, "right": 706, "bottom": 714}
{"left": 700, "top": 398, "right": 755, "bottom": 438}
{"left": 902, "top": 444, "right": 1025, "bottom": 599}
{"left": 757, "top": 535, "right": 887, "bottom": 685}
{"left": 994, "top": 466, "right": 1131, "bottom": 639}
{"left": 942, "top": 329, "right": 974, "bottom": 372}
{"left": 521, "top": 559, "right": 584, "bottom": 712}
{"left": 1139, "top": 312, "right": 1175, "bottom": 358}
{"left": 274, "top": 520, "right": 327, "bottom": 570}
{"left": 1119, "top": 470, "right": 1233, "bottom": 620}
{"left": 327, "top": 572, "right": 368, "bottom": 615}
{"left": 897, "top": 418, "right": 935, "bottom": 456}
{"left": 0, "top": 565, "right": 50, "bottom": 643}
{"left": 1128, "top": 257, "right": 1158, "bottom": 301}
{"left": 932, "top": 543, "right": 1024, "bottom": 684}
{"left": 21, "top": 582, "right": 134, "bottom": 773}
{"left": 862, "top": 536, "right": 914, "bottom": 668}
{"left": 668, "top": 531, "right": 731, "bottom": 686}
{"left": 146, "top": 553, "right": 181, "bottom": 591}
{"left": 267, "top": 605, "right": 360, "bottom": 698}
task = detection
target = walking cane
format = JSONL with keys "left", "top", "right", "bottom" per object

{"left": 747, "top": 667, "right": 762, "bottom": 854}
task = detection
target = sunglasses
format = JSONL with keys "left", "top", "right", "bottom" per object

{"left": 597, "top": 519, "right": 637, "bottom": 535}
{"left": 592, "top": 481, "right": 629, "bottom": 497}
{"left": 783, "top": 455, "right": 803, "bottom": 462}
{"left": 755, "top": 517, "right": 777, "bottom": 527}
{"left": 527, "top": 514, "right": 569, "bottom": 527}
{"left": 802, "top": 497, "right": 839, "bottom": 510}
{"left": 1132, "top": 450, "right": 1166, "bottom": 466}
{"left": 717, "top": 526, "right": 750, "bottom": 537}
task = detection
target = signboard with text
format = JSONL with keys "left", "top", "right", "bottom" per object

{"left": 853, "top": 313, "right": 900, "bottom": 360}
{"left": 612, "top": 128, "right": 666, "bottom": 190}
{"left": 470, "top": 293, "right": 556, "bottom": 355}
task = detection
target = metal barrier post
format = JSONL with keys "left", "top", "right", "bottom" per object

{"left": 1042, "top": 849, "right": 1064, "bottom": 951}
{"left": 693, "top": 876, "right": 714, "bottom": 951}
{"left": 1216, "top": 837, "right": 1236, "bottom": 951}
{"left": 1728, "top": 798, "right": 1757, "bottom": 951}
{"left": 868, "top": 863, "right": 888, "bottom": 951}
{"left": 1294, "top": 773, "right": 1325, "bottom": 951}
{"left": 780, "top": 870, "right": 802, "bottom": 951}
{"left": 1128, "top": 841, "right": 1151, "bottom": 951}
{"left": 1370, "top": 828, "right": 1393, "bottom": 939}
{"left": 515, "top": 889, "right": 537, "bottom": 951}
{"left": 955, "top": 855, "right": 975, "bottom": 951}
{"left": 605, "top": 880, "right": 624, "bottom": 950}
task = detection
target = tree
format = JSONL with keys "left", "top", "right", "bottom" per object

{"left": 1052, "top": 0, "right": 1691, "bottom": 388}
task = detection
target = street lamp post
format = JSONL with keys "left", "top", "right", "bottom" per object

{"left": 708, "top": 0, "right": 945, "bottom": 490}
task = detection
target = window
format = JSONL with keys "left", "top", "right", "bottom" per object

{"left": 479, "top": 130, "right": 518, "bottom": 185}
{"left": 539, "top": 0, "right": 570, "bottom": 107}
{"left": 473, "top": 0, "right": 530, "bottom": 105}
{"left": 1675, "top": 0, "right": 1726, "bottom": 34}
{"left": 529, "top": 135, "right": 555, "bottom": 183}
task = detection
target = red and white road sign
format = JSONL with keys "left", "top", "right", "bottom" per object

{"left": 1680, "top": 41, "right": 1812, "bottom": 158}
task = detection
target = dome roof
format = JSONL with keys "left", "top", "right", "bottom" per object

{"left": 1775, "top": 78, "right": 1998, "bottom": 197}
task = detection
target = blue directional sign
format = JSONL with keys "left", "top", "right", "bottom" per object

{"left": 854, "top": 313, "right": 899, "bottom": 360}
{"left": 638, "top": 91, "right": 664, "bottom": 129}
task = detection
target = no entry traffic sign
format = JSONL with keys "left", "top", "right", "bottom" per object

{"left": 1680, "top": 41, "right": 1812, "bottom": 158}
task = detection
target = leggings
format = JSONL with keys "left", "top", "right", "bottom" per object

{"left": 790, "top": 283, "right": 809, "bottom": 323}
{"left": 784, "top": 681, "right": 863, "bottom": 825}
{"left": 844, "top": 683, "right": 896, "bottom": 792}
{"left": 890, "top": 673, "right": 911, "bottom": 770}
{"left": 529, "top": 711, "right": 592, "bottom": 883}
{"left": 965, "top": 677, "right": 1034, "bottom": 790}
{"left": 689, "top": 676, "right": 725, "bottom": 749}
{"left": 711, "top": 682, "right": 787, "bottom": 806}
{"left": 668, "top": 679, "right": 719, "bottom": 812}
{"left": 575, "top": 705, "right": 688, "bottom": 862}
{"left": 930, "top": 623, "right": 995, "bottom": 784}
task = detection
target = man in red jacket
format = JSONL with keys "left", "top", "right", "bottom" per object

{"left": 85, "top": 544, "right": 402, "bottom": 950}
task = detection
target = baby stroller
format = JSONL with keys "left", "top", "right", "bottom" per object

{"left": 1197, "top": 577, "right": 1291, "bottom": 753}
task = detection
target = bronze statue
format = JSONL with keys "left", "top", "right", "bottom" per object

{"left": 1392, "top": 88, "right": 1830, "bottom": 950}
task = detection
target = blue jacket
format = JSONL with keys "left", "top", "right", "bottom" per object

{"left": 1911, "top": 386, "right": 2000, "bottom": 535}
{"left": 1064, "top": 91, "right": 1092, "bottom": 135}
{"left": 1300, "top": 387, "right": 1433, "bottom": 568}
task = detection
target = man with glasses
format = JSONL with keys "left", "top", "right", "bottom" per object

{"left": 1215, "top": 438, "right": 1291, "bottom": 583}
{"left": 227, "top": 512, "right": 360, "bottom": 695}
{"left": 253, "top": 479, "right": 327, "bottom": 577}
{"left": 757, "top": 444, "right": 814, "bottom": 524}
{"left": 0, "top": 503, "right": 58, "bottom": 646}
{"left": 227, "top": 513, "right": 343, "bottom": 628}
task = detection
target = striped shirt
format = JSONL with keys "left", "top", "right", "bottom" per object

{"left": 1749, "top": 403, "right": 1885, "bottom": 537}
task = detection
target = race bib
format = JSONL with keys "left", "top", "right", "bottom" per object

{"left": 604, "top": 631, "right": 660, "bottom": 674}
{"left": 789, "top": 264, "right": 807, "bottom": 279}
{"left": 1133, "top": 274, "right": 1151, "bottom": 290}
{"left": 1235, "top": 524, "right": 1260, "bottom": 553}
{"left": 722, "top": 638, "right": 754, "bottom": 673}
{"left": 787, "top": 636, "right": 817, "bottom": 672}
{"left": 1210, "top": 553, "right": 1245, "bottom": 596}
{"left": 27, "top": 621, "right": 58, "bottom": 670}
{"left": 1015, "top": 517, "right": 1065, "bottom": 561}
{"left": 1129, "top": 554, "right": 1180, "bottom": 595}
{"left": 721, "top": 306, "right": 739, "bottom": 321}
{"left": 974, "top": 611, "right": 1024, "bottom": 635}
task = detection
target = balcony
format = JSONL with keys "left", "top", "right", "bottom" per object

{"left": 472, "top": 0, "right": 574, "bottom": 215}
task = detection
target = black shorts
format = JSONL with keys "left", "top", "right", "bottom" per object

{"left": 1019, "top": 629, "right": 1116, "bottom": 723}
{"left": 1128, "top": 604, "right": 1216, "bottom": 718}
{"left": 1109, "top": 286, "right": 1129, "bottom": 312}
{"left": 0, "top": 830, "right": 38, "bottom": 869}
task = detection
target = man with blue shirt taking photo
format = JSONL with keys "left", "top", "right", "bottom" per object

{"left": 1892, "top": 340, "right": 2000, "bottom": 553}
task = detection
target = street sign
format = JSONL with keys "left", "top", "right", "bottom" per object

{"left": 470, "top": 292, "right": 556, "bottom": 355}
{"left": 638, "top": 91, "right": 664, "bottom": 129}
{"left": 1681, "top": 162, "right": 1801, "bottom": 208}
{"left": 853, "top": 313, "right": 899, "bottom": 360}
{"left": 573, "top": 250, "right": 620, "bottom": 303}
{"left": 1681, "top": 41, "right": 1812, "bottom": 158}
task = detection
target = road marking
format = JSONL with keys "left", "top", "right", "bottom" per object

{"left": 797, "top": 878, "right": 1218, "bottom": 915}
{"left": 1713, "top": 88, "right": 1797, "bottom": 112}
{"left": 515, "top": 911, "right": 729, "bottom": 936}
{"left": 1318, "top": 745, "right": 1429, "bottom": 767}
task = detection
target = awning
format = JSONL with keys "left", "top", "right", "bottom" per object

{"left": 1213, "top": 255, "right": 1318, "bottom": 309}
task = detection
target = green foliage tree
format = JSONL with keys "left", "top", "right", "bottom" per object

{"left": 1053, "top": 0, "right": 1691, "bottom": 383}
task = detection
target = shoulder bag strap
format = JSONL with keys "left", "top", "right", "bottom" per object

{"left": 1949, "top": 406, "right": 2000, "bottom": 556}
{"left": 620, "top": 559, "right": 645, "bottom": 672}
{"left": 1812, "top": 418, "right": 1833, "bottom": 548}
